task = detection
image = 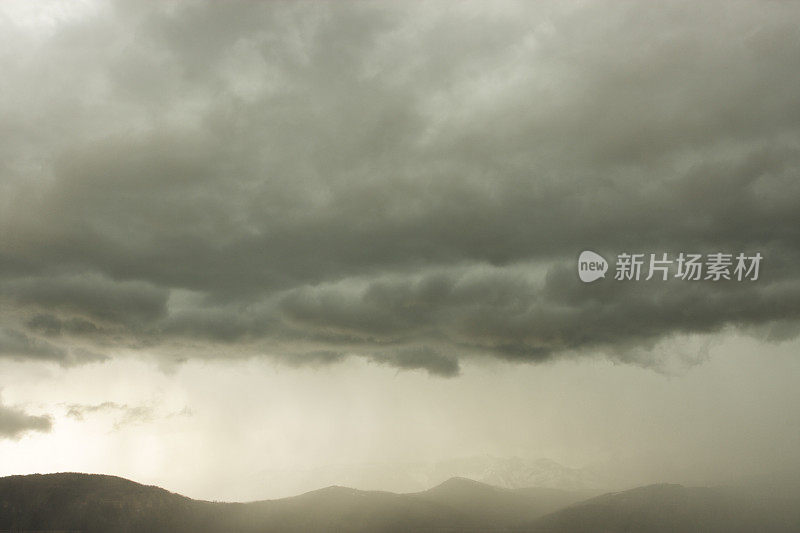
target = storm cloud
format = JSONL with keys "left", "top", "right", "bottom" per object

{"left": 1, "top": 0, "right": 800, "bottom": 375}
{"left": 0, "top": 398, "right": 52, "bottom": 439}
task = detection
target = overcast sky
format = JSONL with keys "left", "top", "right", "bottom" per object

{"left": 1, "top": 0, "right": 799, "bottom": 501}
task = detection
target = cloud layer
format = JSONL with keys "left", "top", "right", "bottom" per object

{"left": 1, "top": 0, "right": 799, "bottom": 375}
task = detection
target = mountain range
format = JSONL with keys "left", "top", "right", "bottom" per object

{"left": 2, "top": 472, "right": 799, "bottom": 532}
{"left": 245, "top": 456, "right": 606, "bottom": 499}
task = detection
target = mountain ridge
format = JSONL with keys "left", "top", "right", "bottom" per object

{"left": 244, "top": 455, "right": 606, "bottom": 499}
{"left": 1, "top": 472, "right": 799, "bottom": 532}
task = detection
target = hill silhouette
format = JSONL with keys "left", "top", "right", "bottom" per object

{"left": 0, "top": 473, "right": 207, "bottom": 532}
{"left": 527, "top": 483, "right": 800, "bottom": 533}
{"left": 1, "top": 473, "right": 799, "bottom": 532}
{"left": 414, "top": 476, "right": 594, "bottom": 528}
{"left": 0, "top": 473, "right": 579, "bottom": 532}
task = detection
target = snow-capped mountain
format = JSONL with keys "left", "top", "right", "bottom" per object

{"left": 430, "top": 456, "right": 606, "bottom": 491}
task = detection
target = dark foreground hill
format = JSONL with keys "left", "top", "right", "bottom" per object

{"left": 527, "top": 483, "right": 800, "bottom": 533}
{"left": 1, "top": 473, "right": 799, "bottom": 532}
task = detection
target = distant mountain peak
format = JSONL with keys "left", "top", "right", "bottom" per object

{"left": 438, "top": 476, "right": 489, "bottom": 486}
{"left": 299, "top": 484, "right": 370, "bottom": 497}
{"left": 432, "top": 455, "right": 606, "bottom": 492}
{"left": 427, "top": 476, "right": 500, "bottom": 493}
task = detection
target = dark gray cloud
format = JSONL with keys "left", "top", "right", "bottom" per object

{"left": 0, "top": 327, "right": 67, "bottom": 362}
{"left": 1, "top": 0, "right": 799, "bottom": 375}
{"left": 0, "top": 326, "right": 107, "bottom": 365}
{"left": 371, "top": 347, "right": 460, "bottom": 378}
{"left": 4, "top": 274, "right": 168, "bottom": 325}
{"left": 0, "top": 397, "right": 52, "bottom": 439}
